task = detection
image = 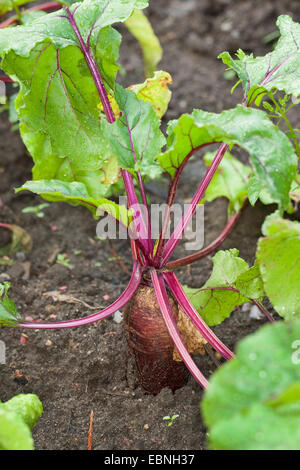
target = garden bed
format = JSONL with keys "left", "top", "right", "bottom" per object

{"left": 0, "top": 0, "right": 299, "bottom": 450}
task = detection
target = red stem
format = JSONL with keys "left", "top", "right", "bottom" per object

{"left": 151, "top": 269, "right": 209, "bottom": 389}
{"left": 165, "top": 205, "right": 242, "bottom": 270}
{"left": 160, "top": 143, "right": 229, "bottom": 267}
{"left": 17, "top": 261, "right": 143, "bottom": 329}
{"left": 164, "top": 272, "right": 234, "bottom": 360}
{"left": 122, "top": 112, "right": 153, "bottom": 255}
{"left": 65, "top": 7, "right": 115, "bottom": 124}
{"left": 185, "top": 284, "right": 274, "bottom": 323}
{"left": 154, "top": 142, "right": 217, "bottom": 267}
{"left": 0, "top": 2, "right": 61, "bottom": 28}
{"left": 250, "top": 299, "right": 274, "bottom": 323}
{"left": 65, "top": 6, "right": 151, "bottom": 259}
{"left": 0, "top": 76, "right": 13, "bottom": 83}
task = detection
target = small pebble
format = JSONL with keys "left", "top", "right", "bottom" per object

{"left": 113, "top": 310, "right": 123, "bottom": 324}
{"left": 0, "top": 273, "right": 10, "bottom": 282}
{"left": 242, "top": 302, "right": 251, "bottom": 312}
{"left": 16, "top": 251, "right": 26, "bottom": 261}
{"left": 144, "top": 424, "right": 149, "bottom": 430}
{"left": 249, "top": 305, "right": 264, "bottom": 320}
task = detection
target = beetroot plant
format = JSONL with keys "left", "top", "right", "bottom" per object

{"left": 0, "top": 1, "right": 300, "bottom": 394}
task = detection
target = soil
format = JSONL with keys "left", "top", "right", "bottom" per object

{"left": 0, "top": 0, "right": 299, "bottom": 451}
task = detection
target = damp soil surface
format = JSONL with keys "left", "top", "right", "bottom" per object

{"left": 0, "top": 0, "right": 299, "bottom": 451}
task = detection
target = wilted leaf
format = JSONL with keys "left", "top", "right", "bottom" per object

{"left": 128, "top": 70, "right": 172, "bottom": 118}
{"left": 0, "top": 223, "right": 32, "bottom": 255}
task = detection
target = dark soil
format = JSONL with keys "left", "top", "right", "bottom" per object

{"left": 0, "top": 0, "right": 299, "bottom": 451}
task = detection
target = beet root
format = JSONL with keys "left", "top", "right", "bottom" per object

{"left": 124, "top": 284, "right": 189, "bottom": 395}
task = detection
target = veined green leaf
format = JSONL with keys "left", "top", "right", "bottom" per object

{"left": 234, "top": 262, "right": 265, "bottom": 300}
{"left": 158, "top": 105, "right": 297, "bottom": 210}
{"left": 202, "top": 320, "right": 300, "bottom": 450}
{"left": 128, "top": 70, "right": 172, "bottom": 118}
{"left": 184, "top": 249, "right": 259, "bottom": 326}
{"left": 124, "top": 8, "right": 162, "bottom": 78}
{"left": 0, "top": 0, "right": 148, "bottom": 199}
{"left": 202, "top": 151, "right": 251, "bottom": 217}
{"left": 101, "top": 85, "right": 165, "bottom": 179}
{"left": 219, "top": 15, "right": 300, "bottom": 104}
{"left": 16, "top": 179, "right": 133, "bottom": 226}
{"left": 256, "top": 214, "right": 300, "bottom": 320}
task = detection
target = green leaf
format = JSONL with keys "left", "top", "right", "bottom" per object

{"left": 234, "top": 262, "right": 265, "bottom": 300}
{"left": 185, "top": 250, "right": 265, "bottom": 326}
{"left": 158, "top": 105, "right": 297, "bottom": 209}
{"left": 0, "top": 0, "right": 148, "bottom": 199}
{"left": 266, "top": 382, "right": 300, "bottom": 408}
{"left": 256, "top": 214, "right": 300, "bottom": 320}
{"left": 0, "top": 394, "right": 43, "bottom": 450}
{"left": 207, "top": 249, "right": 249, "bottom": 286}
{"left": 202, "top": 151, "right": 251, "bottom": 216}
{"left": 0, "top": 282, "right": 21, "bottom": 327}
{"left": 101, "top": 85, "right": 165, "bottom": 179}
{"left": 184, "top": 249, "right": 249, "bottom": 326}
{"left": 2, "top": 394, "right": 43, "bottom": 429}
{"left": 19, "top": 123, "right": 117, "bottom": 200}
{"left": 128, "top": 70, "right": 172, "bottom": 118}
{"left": 202, "top": 320, "right": 300, "bottom": 450}
{"left": 16, "top": 179, "right": 133, "bottom": 226}
{"left": 219, "top": 15, "right": 300, "bottom": 104}
{"left": 290, "top": 176, "right": 300, "bottom": 206}
{"left": 0, "top": 0, "right": 30, "bottom": 16}
{"left": 0, "top": 410, "right": 34, "bottom": 450}
{"left": 21, "top": 10, "right": 48, "bottom": 25}
{"left": 124, "top": 8, "right": 162, "bottom": 78}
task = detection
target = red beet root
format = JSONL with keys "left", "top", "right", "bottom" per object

{"left": 124, "top": 284, "right": 189, "bottom": 395}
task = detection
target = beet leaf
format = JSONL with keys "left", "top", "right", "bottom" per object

{"left": 202, "top": 320, "right": 300, "bottom": 450}
{"left": 256, "top": 213, "right": 300, "bottom": 320}
{"left": 220, "top": 15, "right": 300, "bottom": 105}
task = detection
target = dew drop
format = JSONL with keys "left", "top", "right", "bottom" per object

{"left": 259, "top": 370, "right": 267, "bottom": 379}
